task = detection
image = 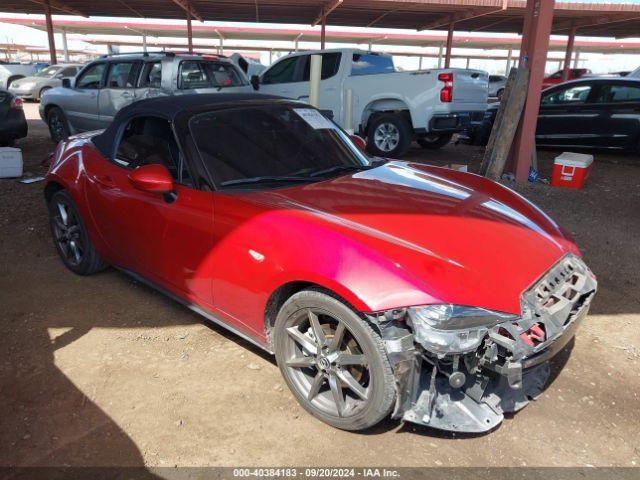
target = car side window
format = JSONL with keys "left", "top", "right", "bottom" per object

{"left": 179, "top": 61, "right": 245, "bottom": 89}
{"left": 595, "top": 84, "right": 640, "bottom": 103}
{"left": 261, "top": 56, "right": 299, "bottom": 84}
{"left": 115, "top": 116, "right": 192, "bottom": 186}
{"left": 541, "top": 84, "right": 592, "bottom": 106}
{"left": 139, "top": 62, "right": 162, "bottom": 88}
{"left": 301, "top": 52, "right": 342, "bottom": 81}
{"left": 76, "top": 63, "right": 106, "bottom": 89}
{"left": 60, "top": 67, "right": 78, "bottom": 77}
{"left": 106, "top": 62, "right": 142, "bottom": 89}
{"left": 351, "top": 53, "right": 395, "bottom": 76}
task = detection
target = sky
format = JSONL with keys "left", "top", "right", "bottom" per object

{"left": 2, "top": 2, "right": 640, "bottom": 74}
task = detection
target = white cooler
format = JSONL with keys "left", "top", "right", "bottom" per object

{"left": 0, "top": 147, "right": 23, "bottom": 178}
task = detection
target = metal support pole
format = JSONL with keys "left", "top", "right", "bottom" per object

{"left": 142, "top": 33, "right": 147, "bottom": 53}
{"left": 465, "top": 57, "right": 470, "bottom": 69}
{"left": 444, "top": 22, "right": 454, "bottom": 69}
{"left": 418, "top": 56, "right": 423, "bottom": 70}
{"left": 562, "top": 25, "right": 576, "bottom": 81}
{"left": 43, "top": 0, "right": 57, "bottom": 65}
{"left": 187, "top": 3, "right": 193, "bottom": 54}
{"left": 219, "top": 37, "right": 223, "bottom": 55}
{"left": 438, "top": 44, "right": 443, "bottom": 68}
{"left": 269, "top": 49, "right": 273, "bottom": 64}
{"left": 343, "top": 88, "right": 353, "bottom": 133}
{"left": 320, "top": 8, "right": 326, "bottom": 49}
{"left": 573, "top": 50, "right": 580, "bottom": 68}
{"left": 505, "top": 48, "right": 512, "bottom": 74}
{"left": 309, "top": 54, "right": 322, "bottom": 107}
{"left": 61, "top": 28, "right": 69, "bottom": 62}
{"left": 511, "top": 0, "right": 555, "bottom": 183}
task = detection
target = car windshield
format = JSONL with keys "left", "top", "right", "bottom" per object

{"left": 189, "top": 105, "right": 371, "bottom": 189}
{"left": 36, "top": 66, "right": 62, "bottom": 78}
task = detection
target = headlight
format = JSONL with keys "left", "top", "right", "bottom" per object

{"left": 407, "top": 304, "right": 517, "bottom": 355}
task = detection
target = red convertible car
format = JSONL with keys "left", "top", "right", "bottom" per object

{"left": 45, "top": 94, "right": 597, "bottom": 433}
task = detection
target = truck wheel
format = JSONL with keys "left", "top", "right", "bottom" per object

{"left": 274, "top": 289, "right": 395, "bottom": 431}
{"left": 417, "top": 133, "right": 453, "bottom": 150}
{"left": 366, "top": 114, "right": 412, "bottom": 158}
{"left": 496, "top": 88, "right": 505, "bottom": 100}
{"left": 47, "top": 107, "right": 70, "bottom": 143}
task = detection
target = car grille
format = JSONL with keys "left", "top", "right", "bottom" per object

{"left": 488, "top": 254, "right": 597, "bottom": 360}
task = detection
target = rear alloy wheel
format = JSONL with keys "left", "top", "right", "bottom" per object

{"left": 48, "top": 190, "right": 106, "bottom": 275}
{"left": 47, "top": 107, "right": 70, "bottom": 143}
{"left": 417, "top": 133, "right": 453, "bottom": 150}
{"left": 274, "top": 290, "right": 395, "bottom": 431}
{"left": 366, "top": 113, "right": 412, "bottom": 158}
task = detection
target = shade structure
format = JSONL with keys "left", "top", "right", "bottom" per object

{"left": 1, "top": 1, "right": 640, "bottom": 38}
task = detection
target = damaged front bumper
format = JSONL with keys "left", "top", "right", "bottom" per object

{"left": 371, "top": 254, "right": 597, "bottom": 433}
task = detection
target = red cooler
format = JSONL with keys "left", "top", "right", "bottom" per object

{"left": 551, "top": 152, "right": 594, "bottom": 189}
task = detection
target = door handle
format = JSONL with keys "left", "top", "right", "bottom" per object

{"left": 122, "top": 91, "right": 132, "bottom": 97}
{"left": 92, "top": 174, "right": 115, "bottom": 188}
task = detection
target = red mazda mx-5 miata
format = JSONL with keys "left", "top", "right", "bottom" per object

{"left": 45, "top": 94, "right": 597, "bottom": 433}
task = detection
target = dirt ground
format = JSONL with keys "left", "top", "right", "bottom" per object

{"left": 1, "top": 103, "right": 639, "bottom": 469}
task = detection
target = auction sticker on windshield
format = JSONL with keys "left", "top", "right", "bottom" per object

{"left": 294, "top": 108, "right": 335, "bottom": 130}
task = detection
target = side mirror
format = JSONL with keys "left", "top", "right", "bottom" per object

{"left": 250, "top": 75, "right": 260, "bottom": 91}
{"left": 61, "top": 78, "right": 71, "bottom": 88}
{"left": 128, "top": 164, "right": 174, "bottom": 194}
{"left": 350, "top": 135, "right": 367, "bottom": 150}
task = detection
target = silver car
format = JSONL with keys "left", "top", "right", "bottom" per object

{"left": 40, "top": 52, "right": 253, "bottom": 142}
{"left": 488, "top": 74, "right": 507, "bottom": 98}
{"left": 9, "top": 64, "right": 82, "bottom": 101}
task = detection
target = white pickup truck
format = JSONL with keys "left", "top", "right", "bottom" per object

{"left": 251, "top": 48, "right": 488, "bottom": 157}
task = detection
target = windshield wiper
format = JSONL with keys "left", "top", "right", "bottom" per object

{"left": 220, "top": 176, "right": 312, "bottom": 187}
{"left": 308, "top": 165, "right": 366, "bottom": 178}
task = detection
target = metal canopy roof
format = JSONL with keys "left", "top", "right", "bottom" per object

{"left": 1, "top": 1, "right": 640, "bottom": 38}
{"left": 3, "top": 16, "right": 640, "bottom": 54}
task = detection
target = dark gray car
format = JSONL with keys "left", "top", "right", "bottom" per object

{"left": 40, "top": 52, "right": 253, "bottom": 142}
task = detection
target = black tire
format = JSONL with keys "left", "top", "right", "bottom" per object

{"left": 274, "top": 289, "right": 395, "bottom": 431}
{"left": 417, "top": 133, "right": 453, "bottom": 150}
{"left": 38, "top": 86, "right": 51, "bottom": 101}
{"left": 496, "top": 88, "right": 505, "bottom": 100}
{"left": 366, "top": 113, "right": 412, "bottom": 158}
{"left": 48, "top": 190, "right": 107, "bottom": 275}
{"left": 47, "top": 107, "right": 70, "bottom": 143}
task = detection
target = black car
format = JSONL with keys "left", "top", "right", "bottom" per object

{"left": 0, "top": 88, "right": 28, "bottom": 146}
{"left": 464, "top": 78, "right": 640, "bottom": 153}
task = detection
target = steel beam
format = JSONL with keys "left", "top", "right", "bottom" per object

{"left": 26, "top": 0, "right": 87, "bottom": 17}
{"left": 187, "top": 3, "right": 193, "bottom": 53}
{"left": 418, "top": 4, "right": 507, "bottom": 32}
{"left": 171, "top": 0, "right": 203, "bottom": 22}
{"left": 444, "top": 23, "right": 454, "bottom": 68}
{"left": 512, "top": 0, "right": 555, "bottom": 183}
{"left": 312, "top": 0, "right": 343, "bottom": 27}
{"left": 561, "top": 25, "right": 576, "bottom": 81}
{"left": 320, "top": 9, "right": 326, "bottom": 49}
{"left": 43, "top": 0, "right": 57, "bottom": 64}
{"left": 61, "top": 27, "right": 69, "bottom": 61}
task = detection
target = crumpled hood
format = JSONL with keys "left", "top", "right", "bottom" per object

{"left": 254, "top": 161, "right": 579, "bottom": 314}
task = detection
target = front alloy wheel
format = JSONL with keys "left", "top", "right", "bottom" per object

{"left": 274, "top": 290, "right": 395, "bottom": 431}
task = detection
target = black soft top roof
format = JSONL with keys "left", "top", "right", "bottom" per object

{"left": 92, "top": 93, "right": 297, "bottom": 159}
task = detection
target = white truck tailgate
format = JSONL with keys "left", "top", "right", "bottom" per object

{"left": 451, "top": 69, "right": 488, "bottom": 103}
